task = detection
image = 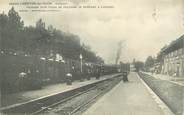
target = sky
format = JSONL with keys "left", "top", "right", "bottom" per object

{"left": 0, "top": 0, "right": 184, "bottom": 64}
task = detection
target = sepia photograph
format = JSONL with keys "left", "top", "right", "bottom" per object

{"left": 0, "top": 0, "right": 184, "bottom": 115}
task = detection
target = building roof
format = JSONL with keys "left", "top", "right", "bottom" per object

{"left": 160, "top": 34, "right": 184, "bottom": 55}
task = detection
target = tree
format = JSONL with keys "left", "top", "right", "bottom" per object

{"left": 6, "top": 7, "right": 24, "bottom": 50}
{"left": 134, "top": 61, "right": 144, "bottom": 72}
{"left": 36, "top": 19, "right": 45, "bottom": 30}
{"left": 0, "top": 12, "right": 8, "bottom": 29}
{"left": 0, "top": 12, "right": 8, "bottom": 49}
{"left": 0, "top": 8, "right": 104, "bottom": 64}
{"left": 8, "top": 7, "right": 24, "bottom": 31}
{"left": 145, "top": 56, "right": 155, "bottom": 69}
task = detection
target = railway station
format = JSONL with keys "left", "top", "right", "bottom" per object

{"left": 0, "top": 71, "right": 176, "bottom": 115}
{"left": 1, "top": 1, "right": 184, "bottom": 115}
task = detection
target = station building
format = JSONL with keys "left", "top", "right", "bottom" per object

{"left": 160, "top": 34, "right": 184, "bottom": 77}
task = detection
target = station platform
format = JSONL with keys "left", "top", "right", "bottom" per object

{"left": 83, "top": 72, "right": 173, "bottom": 115}
{"left": 2, "top": 73, "right": 120, "bottom": 107}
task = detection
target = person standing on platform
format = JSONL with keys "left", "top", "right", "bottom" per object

{"left": 122, "top": 71, "right": 129, "bottom": 82}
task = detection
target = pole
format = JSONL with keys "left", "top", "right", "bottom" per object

{"left": 179, "top": 38, "right": 184, "bottom": 78}
{"left": 80, "top": 59, "right": 82, "bottom": 73}
{"left": 80, "top": 54, "right": 83, "bottom": 73}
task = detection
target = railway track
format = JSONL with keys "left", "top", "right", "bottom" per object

{"left": 0, "top": 74, "right": 122, "bottom": 115}
{"left": 32, "top": 86, "right": 97, "bottom": 115}
{"left": 40, "top": 76, "right": 121, "bottom": 115}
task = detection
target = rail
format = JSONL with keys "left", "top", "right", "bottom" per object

{"left": 0, "top": 73, "right": 122, "bottom": 114}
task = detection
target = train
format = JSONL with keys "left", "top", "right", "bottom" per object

{"left": 1, "top": 52, "right": 119, "bottom": 94}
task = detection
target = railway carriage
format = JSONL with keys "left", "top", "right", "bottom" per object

{"left": 1, "top": 52, "right": 120, "bottom": 94}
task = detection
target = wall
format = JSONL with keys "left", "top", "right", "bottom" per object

{"left": 162, "top": 48, "right": 184, "bottom": 77}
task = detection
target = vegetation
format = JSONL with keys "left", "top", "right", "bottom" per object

{"left": 0, "top": 7, "right": 104, "bottom": 63}
{"left": 144, "top": 56, "right": 155, "bottom": 71}
{"left": 134, "top": 61, "right": 144, "bottom": 72}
